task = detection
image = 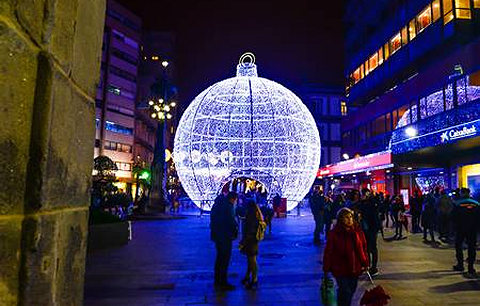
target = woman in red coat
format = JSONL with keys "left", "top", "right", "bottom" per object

{"left": 323, "top": 208, "right": 369, "bottom": 306}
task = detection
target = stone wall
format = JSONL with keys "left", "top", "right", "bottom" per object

{"left": 0, "top": 1, "right": 106, "bottom": 305}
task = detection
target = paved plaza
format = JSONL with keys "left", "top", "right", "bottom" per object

{"left": 84, "top": 214, "right": 480, "bottom": 305}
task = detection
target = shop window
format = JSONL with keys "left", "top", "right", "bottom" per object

{"left": 417, "top": 5, "right": 432, "bottom": 33}
{"left": 409, "top": 19, "right": 416, "bottom": 40}
{"left": 368, "top": 53, "right": 378, "bottom": 72}
{"left": 419, "top": 97, "right": 428, "bottom": 119}
{"left": 445, "top": 83, "right": 454, "bottom": 110}
{"left": 455, "top": 0, "right": 471, "bottom": 19}
{"left": 378, "top": 47, "right": 384, "bottom": 65}
{"left": 456, "top": 77, "right": 468, "bottom": 105}
{"left": 353, "top": 67, "right": 361, "bottom": 83}
{"left": 389, "top": 32, "right": 402, "bottom": 55}
{"left": 401, "top": 27, "right": 408, "bottom": 46}
{"left": 386, "top": 112, "right": 392, "bottom": 132}
{"left": 443, "top": 0, "right": 454, "bottom": 24}
{"left": 384, "top": 42, "right": 390, "bottom": 60}
{"left": 409, "top": 100, "right": 418, "bottom": 123}
{"left": 373, "top": 115, "right": 386, "bottom": 137}
{"left": 398, "top": 105, "right": 408, "bottom": 124}
{"left": 432, "top": 0, "right": 441, "bottom": 21}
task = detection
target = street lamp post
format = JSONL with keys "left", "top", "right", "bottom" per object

{"left": 147, "top": 97, "right": 175, "bottom": 213}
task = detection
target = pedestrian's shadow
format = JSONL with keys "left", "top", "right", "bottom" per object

{"left": 375, "top": 270, "right": 457, "bottom": 281}
{"left": 430, "top": 280, "right": 480, "bottom": 293}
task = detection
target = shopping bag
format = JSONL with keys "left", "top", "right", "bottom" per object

{"left": 360, "top": 271, "right": 390, "bottom": 306}
{"left": 321, "top": 276, "right": 336, "bottom": 305}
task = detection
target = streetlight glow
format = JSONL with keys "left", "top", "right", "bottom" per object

{"left": 151, "top": 113, "right": 157, "bottom": 118}
{"left": 342, "top": 153, "right": 350, "bottom": 160}
{"left": 148, "top": 100, "right": 154, "bottom": 105}
{"left": 405, "top": 126, "right": 418, "bottom": 137}
{"left": 170, "top": 102, "right": 176, "bottom": 107}
{"left": 161, "top": 60, "right": 169, "bottom": 68}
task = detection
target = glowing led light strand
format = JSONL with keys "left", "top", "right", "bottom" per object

{"left": 174, "top": 54, "right": 321, "bottom": 211}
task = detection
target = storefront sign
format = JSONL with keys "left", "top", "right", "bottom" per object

{"left": 318, "top": 151, "right": 392, "bottom": 177}
{"left": 440, "top": 125, "right": 477, "bottom": 143}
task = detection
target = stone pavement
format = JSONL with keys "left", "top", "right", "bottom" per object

{"left": 84, "top": 216, "right": 480, "bottom": 305}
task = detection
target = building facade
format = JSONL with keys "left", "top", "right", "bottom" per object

{"left": 329, "top": 0, "right": 480, "bottom": 197}
{"left": 300, "top": 86, "right": 346, "bottom": 166}
{"left": 94, "top": 0, "right": 141, "bottom": 191}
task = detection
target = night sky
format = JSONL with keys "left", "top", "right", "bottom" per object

{"left": 117, "top": 0, "right": 344, "bottom": 104}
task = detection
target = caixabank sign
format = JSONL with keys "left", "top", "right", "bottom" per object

{"left": 391, "top": 118, "right": 480, "bottom": 154}
{"left": 440, "top": 124, "right": 478, "bottom": 143}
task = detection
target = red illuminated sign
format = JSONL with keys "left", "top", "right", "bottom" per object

{"left": 317, "top": 151, "right": 392, "bottom": 177}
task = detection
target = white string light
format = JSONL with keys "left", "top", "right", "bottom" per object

{"left": 174, "top": 54, "right": 321, "bottom": 211}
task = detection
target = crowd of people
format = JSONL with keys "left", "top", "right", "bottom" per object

{"left": 314, "top": 186, "right": 480, "bottom": 305}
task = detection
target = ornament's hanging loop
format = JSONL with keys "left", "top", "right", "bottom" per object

{"left": 239, "top": 52, "right": 255, "bottom": 67}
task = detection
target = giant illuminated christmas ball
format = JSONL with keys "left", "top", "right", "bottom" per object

{"left": 174, "top": 53, "right": 321, "bottom": 211}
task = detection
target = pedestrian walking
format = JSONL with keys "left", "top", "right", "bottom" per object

{"left": 451, "top": 188, "right": 480, "bottom": 278}
{"left": 310, "top": 187, "right": 326, "bottom": 244}
{"left": 357, "top": 189, "right": 381, "bottom": 276}
{"left": 438, "top": 190, "right": 453, "bottom": 242}
{"left": 323, "top": 208, "right": 369, "bottom": 306}
{"left": 239, "top": 200, "right": 265, "bottom": 289}
{"left": 391, "top": 196, "right": 406, "bottom": 239}
{"left": 409, "top": 190, "right": 423, "bottom": 233}
{"left": 210, "top": 192, "right": 239, "bottom": 290}
{"left": 421, "top": 195, "right": 437, "bottom": 243}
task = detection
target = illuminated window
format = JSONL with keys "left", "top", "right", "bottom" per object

{"left": 409, "top": 19, "right": 416, "bottom": 40}
{"left": 384, "top": 42, "right": 390, "bottom": 60}
{"left": 341, "top": 101, "right": 348, "bottom": 116}
{"left": 389, "top": 32, "right": 402, "bottom": 55}
{"left": 443, "top": 0, "right": 454, "bottom": 24}
{"left": 353, "top": 68, "right": 361, "bottom": 83}
{"left": 401, "top": 26, "right": 408, "bottom": 45}
{"left": 368, "top": 53, "right": 378, "bottom": 72}
{"left": 378, "top": 47, "right": 384, "bottom": 65}
{"left": 432, "top": 0, "right": 441, "bottom": 21}
{"left": 360, "top": 64, "right": 365, "bottom": 79}
{"left": 365, "top": 60, "right": 370, "bottom": 76}
{"left": 417, "top": 6, "right": 432, "bottom": 33}
{"left": 455, "top": 0, "right": 471, "bottom": 19}
{"left": 475, "top": 0, "right": 480, "bottom": 8}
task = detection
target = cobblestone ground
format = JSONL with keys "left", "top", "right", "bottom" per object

{"left": 84, "top": 215, "right": 480, "bottom": 305}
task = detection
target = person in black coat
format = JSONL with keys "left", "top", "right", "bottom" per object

{"left": 210, "top": 192, "right": 239, "bottom": 290}
{"left": 451, "top": 188, "right": 480, "bottom": 277}
{"left": 409, "top": 190, "right": 423, "bottom": 233}
{"left": 310, "top": 187, "right": 326, "bottom": 244}
{"left": 391, "top": 196, "right": 406, "bottom": 239}
{"left": 421, "top": 194, "right": 437, "bottom": 243}
{"left": 357, "top": 189, "right": 381, "bottom": 276}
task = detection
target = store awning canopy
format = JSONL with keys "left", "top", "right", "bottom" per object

{"left": 318, "top": 151, "right": 393, "bottom": 177}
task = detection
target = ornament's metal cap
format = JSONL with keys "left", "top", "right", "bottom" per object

{"left": 236, "top": 52, "right": 257, "bottom": 77}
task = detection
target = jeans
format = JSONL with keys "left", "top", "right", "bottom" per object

{"left": 214, "top": 240, "right": 232, "bottom": 284}
{"left": 455, "top": 230, "right": 477, "bottom": 270}
{"left": 336, "top": 276, "right": 358, "bottom": 306}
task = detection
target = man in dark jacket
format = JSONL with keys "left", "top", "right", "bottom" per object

{"left": 357, "top": 188, "right": 381, "bottom": 276}
{"left": 310, "top": 187, "right": 326, "bottom": 244}
{"left": 210, "top": 192, "right": 239, "bottom": 290}
{"left": 409, "top": 190, "right": 423, "bottom": 233}
{"left": 451, "top": 188, "right": 480, "bottom": 278}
